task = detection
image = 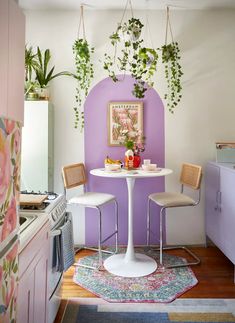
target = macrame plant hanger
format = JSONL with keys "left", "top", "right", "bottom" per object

{"left": 77, "top": 4, "right": 86, "bottom": 40}
{"left": 119, "top": 0, "right": 134, "bottom": 25}
{"left": 113, "top": 0, "right": 134, "bottom": 80}
{"left": 165, "top": 6, "right": 174, "bottom": 45}
{"left": 143, "top": 0, "right": 154, "bottom": 53}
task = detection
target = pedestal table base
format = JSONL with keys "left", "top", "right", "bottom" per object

{"left": 104, "top": 253, "right": 157, "bottom": 277}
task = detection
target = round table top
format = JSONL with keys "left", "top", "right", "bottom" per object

{"left": 90, "top": 167, "right": 173, "bottom": 178}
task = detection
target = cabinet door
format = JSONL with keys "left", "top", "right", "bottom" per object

{"left": 219, "top": 168, "right": 235, "bottom": 264}
{"left": 17, "top": 269, "right": 35, "bottom": 323}
{"left": 7, "top": 0, "right": 25, "bottom": 123}
{"left": 205, "top": 163, "right": 221, "bottom": 244}
{"left": 0, "top": 0, "right": 8, "bottom": 117}
{"left": 34, "top": 251, "right": 49, "bottom": 323}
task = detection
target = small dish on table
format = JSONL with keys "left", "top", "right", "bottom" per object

{"left": 105, "top": 163, "right": 122, "bottom": 172}
{"left": 142, "top": 164, "right": 158, "bottom": 172}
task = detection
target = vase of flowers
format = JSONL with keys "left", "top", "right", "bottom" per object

{"left": 121, "top": 129, "right": 145, "bottom": 169}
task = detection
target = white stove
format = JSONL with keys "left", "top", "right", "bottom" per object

{"left": 19, "top": 191, "right": 67, "bottom": 228}
{"left": 19, "top": 191, "right": 70, "bottom": 323}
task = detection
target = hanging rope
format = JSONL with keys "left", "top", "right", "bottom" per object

{"left": 77, "top": 4, "right": 86, "bottom": 40}
{"left": 165, "top": 6, "right": 174, "bottom": 45}
{"left": 144, "top": 0, "right": 154, "bottom": 50}
{"left": 120, "top": 0, "right": 134, "bottom": 25}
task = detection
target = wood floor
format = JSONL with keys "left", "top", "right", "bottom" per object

{"left": 54, "top": 246, "right": 235, "bottom": 322}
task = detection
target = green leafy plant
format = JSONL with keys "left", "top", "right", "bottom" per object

{"left": 25, "top": 45, "right": 39, "bottom": 82}
{"left": 161, "top": 42, "right": 183, "bottom": 113}
{"left": 24, "top": 46, "right": 40, "bottom": 98}
{"left": 120, "top": 129, "right": 145, "bottom": 154}
{"left": 104, "top": 18, "right": 158, "bottom": 99}
{"left": 72, "top": 38, "right": 94, "bottom": 130}
{"left": 24, "top": 46, "right": 71, "bottom": 100}
{"left": 35, "top": 47, "right": 70, "bottom": 88}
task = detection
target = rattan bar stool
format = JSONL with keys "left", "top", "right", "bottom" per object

{"left": 147, "top": 163, "right": 202, "bottom": 268}
{"left": 62, "top": 163, "right": 118, "bottom": 270}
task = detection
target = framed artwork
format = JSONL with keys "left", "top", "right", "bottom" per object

{"left": 108, "top": 101, "right": 143, "bottom": 146}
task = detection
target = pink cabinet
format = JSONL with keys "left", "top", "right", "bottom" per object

{"left": 0, "top": 0, "right": 25, "bottom": 123}
{"left": 7, "top": 0, "right": 25, "bottom": 124}
{"left": 0, "top": 0, "right": 8, "bottom": 117}
{"left": 18, "top": 222, "right": 50, "bottom": 323}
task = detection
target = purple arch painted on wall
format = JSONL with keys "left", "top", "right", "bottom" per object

{"left": 84, "top": 75, "right": 165, "bottom": 246}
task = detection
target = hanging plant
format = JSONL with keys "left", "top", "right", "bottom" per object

{"left": 161, "top": 42, "right": 183, "bottom": 112}
{"left": 104, "top": 13, "right": 158, "bottom": 99}
{"left": 161, "top": 7, "right": 183, "bottom": 113}
{"left": 72, "top": 6, "right": 94, "bottom": 130}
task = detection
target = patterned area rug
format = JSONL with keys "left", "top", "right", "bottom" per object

{"left": 73, "top": 249, "right": 198, "bottom": 303}
{"left": 61, "top": 298, "right": 235, "bottom": 323}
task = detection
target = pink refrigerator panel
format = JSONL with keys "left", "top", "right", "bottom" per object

{"left": 0, "top": 117, "right": 21, "bottom": 247}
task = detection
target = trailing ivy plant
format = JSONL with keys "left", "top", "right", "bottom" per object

{"left": 103, "top": 18, "right": 158, "bottom": 99}
{"left": 72, "top": 38, "right": 94, "bottom": 130}
{"left": 161, "top": 42, "right": 183, "bottom": 113}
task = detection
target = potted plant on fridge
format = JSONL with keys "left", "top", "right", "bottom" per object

{"left": 34, "top": 47, "right": 71, "bottom": 100}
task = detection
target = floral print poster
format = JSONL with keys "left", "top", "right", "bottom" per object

{"left": 108, "top": 101, "right": 143, "bottom": 146}
{"left": 0, "top": 117, "right": 21, "bottom": 323}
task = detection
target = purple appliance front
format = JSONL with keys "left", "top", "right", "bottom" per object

{"left": 84, "top": 75, "right": 165, "bottom": 245}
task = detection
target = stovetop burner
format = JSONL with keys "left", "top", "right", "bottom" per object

{"left": 20, "top": 202, "right": 50, "bottom": 211}
{"left": 20, "top": 190, "right": 58, "bottom": 200}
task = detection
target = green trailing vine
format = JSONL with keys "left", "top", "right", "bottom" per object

{"left": 104, "top": 17, "right": 158, "bottom": 99}
{"left": 161, "top": 42, "right": 183, "bottom": 113}
{"left": 72, "top": 5, "right": 94, "bottom": 131}
{"left": 161, "top": 7, "right": 183, "bottom": 113}
{"left": 72, "top": 38, "right": 94, "bottom": 130}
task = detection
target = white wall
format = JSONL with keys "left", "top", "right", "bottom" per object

{"left": 25, "top": 9, "right": 235, "bottom": 245}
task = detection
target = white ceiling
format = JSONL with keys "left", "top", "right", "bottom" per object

{"left": 19, "top": 0, "right": 235, "bottom": 10}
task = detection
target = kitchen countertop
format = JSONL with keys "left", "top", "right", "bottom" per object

{"left": 19, "top": 212, "right": 49, "bottom": 253}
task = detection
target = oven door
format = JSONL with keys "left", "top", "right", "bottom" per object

{"left": 48, "top": 211, "right": 73, "bottom": 323}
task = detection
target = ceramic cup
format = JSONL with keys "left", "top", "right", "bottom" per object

{"left": 148, "top": 163, "right": 157, "bottom": 171}
{"left": 143, "top": 159, "right": 151, "bottom": 165}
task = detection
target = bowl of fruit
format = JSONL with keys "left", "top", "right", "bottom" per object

{"left": 104, "top": 156, "right": 122, "bottom": 172}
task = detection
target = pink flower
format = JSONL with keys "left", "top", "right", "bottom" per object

{"left": 0, "top": 130, "right": 11, "bottom": 205}
{"left": 5, "top": 276, "right": 15, "bottom": 308}
{"left": 5, "top": 120, "right": 15, "bottom": 135}
{"left": 129, "top": 110, "right": 137, "bottom": 115}
{"left": 1, "top": 198, "right": 17, "bottom": 242}
{"left": 14, "top": 129, "right": 21, "bottom": 155}
{"left": 6, "top": 243, "right": 18, "bottom": 262}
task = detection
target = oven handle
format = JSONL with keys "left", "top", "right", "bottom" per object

{"left": 50, "top": 229, "right": 61, "bottom": 237}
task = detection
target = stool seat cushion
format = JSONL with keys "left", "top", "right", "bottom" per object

{"left": 69, "top": 192, "right": 116, "bottom": 207}
{"left": 149, "top": 192, "right": 195, "bottom": 207}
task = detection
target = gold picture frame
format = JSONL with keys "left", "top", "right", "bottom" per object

{"left": 108, "top": 101, "right": 143, "bottom": 146}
